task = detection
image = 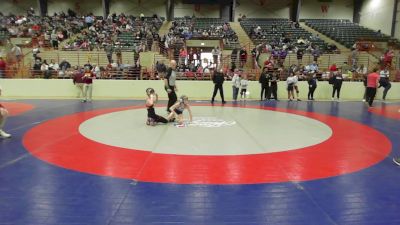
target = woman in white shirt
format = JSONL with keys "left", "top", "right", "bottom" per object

{"left": 286, "top": 72, "right": 296, "bottom": 101}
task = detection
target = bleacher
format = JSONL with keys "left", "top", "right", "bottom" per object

{"left": 0, "top": 30, "right": 9, "bottom": 45}
{"left": 173, "top": 17, "right": 240, "bottom": 50}
{"left": 240, "top": 18, "right": 329, "bottom": 52}
{"left": 304, "top": 19, "right": 396, "bottom": 49}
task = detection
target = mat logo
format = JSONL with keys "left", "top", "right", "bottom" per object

{"left": 176, "top": 117, "right": 236, "bottom": 128}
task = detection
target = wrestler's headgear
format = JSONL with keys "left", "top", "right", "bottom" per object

{"left": 146, "top": 88, "right": 155, "bottom": 95}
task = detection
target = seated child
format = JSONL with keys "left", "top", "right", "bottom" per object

{"left": 145, "top": 88, "right": 168, "bottom": 126}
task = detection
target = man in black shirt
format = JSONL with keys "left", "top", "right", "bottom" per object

{"left": 211, "top": 69, "right": 226, "bottom": 104}
{"left": 259, "top": 67, "right": 270, "bottom": 101}
{"left": 269, "top": 70, "right": 279, "bottom": 100}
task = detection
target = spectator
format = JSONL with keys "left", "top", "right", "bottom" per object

{"left": 308, "top": 73, "right": 317, "bottom": 100}
{"left": 341, "top": 62, "right": 351, "bottom": 78}
{"left": 351, "top": 48, "right": 359, "bottom": 70}
{"left": 379, "top": 67, "right": 391, "bottom": 101}
{"left": 357, "top": 64, "right": 368, "bottom": 101}
{"left": 329, "top": 63, "right": 338, "bottom": 74}
{"left": 0, "top": 57, "right": 6, "bottom": 78}
{"left": 104, "top": 43, "right": 114, "bottom": 64}
{"left": 32, "top": 46, "right": 41, "bottom": 61}
{"left": 259, "top": 67, "right": 270, "bottom": 101}
{"left": 239, "top": 47, "right": 247, "bottom": 68}
{"left": 312, "top": 47, "right": 321, "bottom": 62}
{"left": 231, "top": 69, "right": 241, "bottom": 101}
{"left": 211, "top": 68, "right": 226, "bottom": 104}
{"left": 269, "top": 70, "right": 279, "bottom": 100}
{"left": 365, "top": 68, "right": 380, "bottom": 107}
{"left": 212, "top": 46, "right": 220, "bottom": 67}
{"left": 286, "top": 72, "right": 296, "bottom": 101}
{"left": 179, "top": 47, "right": 187, "bottom": 66}
{"left": 11, "top": 44, "right": 22, "bottom": 63}
{"left": 156, "top": 60, "right": 167, "bottom": 78}
{"left": 240, "top": 73, "right": 249, "bottom": 100}
{"left": 296, "top": 48, "right": 304, "bottom": 65}
{"left": 383, "top": 49, "right": 394, "bottom": 68}
{"left": 82, "top": 67, "right": 95, "bottom": 102}
{"left": 41, "top": 60, "right": 51, "bottom": 79}
{"left": 72, "top": 67, "right": 84, "bottom": 98}
{"left": 331, "top": 72, "right": 343, "bottom": 101}
{"left": 59, "top": 59, "right": 71, "bottom": 73}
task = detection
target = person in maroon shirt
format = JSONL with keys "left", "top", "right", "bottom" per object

{"left": 365, "top": 68, "right": 380, "bottom": 107}
{"left": 0, "top": 85, "right": 11, "bottom": 138}
{"left": 72, "top": 67, "right": 85, "bottom": 98}
{"left": 82, "top": 67, "right": 95, "bottom": 102}
{"left": 0, "top": 57, "right": 6, "bottom": 78}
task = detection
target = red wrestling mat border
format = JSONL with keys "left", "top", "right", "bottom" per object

{"left": 1, "top": 102, "right": 35, "bottom": 116}
{"left": 369, "top": 105, "right": 400, "bottom": 120}
{"left": 23, "top": 104, "right": 392, "bottom": 184}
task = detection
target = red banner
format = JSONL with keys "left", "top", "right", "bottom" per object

{"left": 321, "top": 4, "right": 329, "bottom": 14}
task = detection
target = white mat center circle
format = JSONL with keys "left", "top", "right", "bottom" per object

{"left": 79, "top": 106, "right": 332, "bottom": 155}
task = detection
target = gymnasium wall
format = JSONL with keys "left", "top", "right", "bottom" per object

{"left": 109, "top": 0, "right": 165, "bottom": 17}
{"left": 174, "top": 1, "right": 219, "bottom": 18}
{"left": 48, "top": 0, "right": 103, "bottom": 16}
{"left": 359, "top": 0, "right": 394, "bottom": 37}
{"left": 299, "top": 0, "right": 354, "bottom": 20}
{"left": 47, "top": 0, "right": 219, "bottom": 18}
{"left": 1, "top": 79, "right": 399, "bottom": 101}
{"left": 0, "top": 0, "right": 39, "bottom": 16}
{"left": 234, "top": 0, "right": 291, "bottom": 21}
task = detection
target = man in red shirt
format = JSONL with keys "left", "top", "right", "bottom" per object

{"left": 0, "top": 57, "right": 6, "bottom": 78}
{"left": 366, "top": 68, "right": 380, "bottom": 107}
{"left": 329, "top": 63, "right": 337, "bottom": 73}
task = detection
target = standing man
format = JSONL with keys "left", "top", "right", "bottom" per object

{"left": 259, "top": 67, "right": 270, "bottom": 101}
{"left": 269, "top": 70, "right": 279, "bottom": 100}
{"left": 365, "top": 68, "right": 380, "bottom": 107}
{"left": 211, "top": 68, "right": 226, "bottom": 104}
{"left": 72, "top": 66, "right": 85, "bottom": 98}
{"left": 164, "top": 60, "right": 178, "bottom": 112}
{"left": 212, "top": 47, "right": 220, "bottom": 67}
{"left": 0, "top": 85, "right": 11, "bottom": 138}
{"left": 308, "top": 73, "right": 317, "bottom": 100}
{"left": 11, "top": 44, "right": 22, "bottom": 64}
{"left": 0, "top": 57, "right": 6, "bottom": 78}
{"left": 104, "top": 42, "right": 114, "bottom": 64}
{"left": 115, "top": 43, "right": 122, "bottom": 65}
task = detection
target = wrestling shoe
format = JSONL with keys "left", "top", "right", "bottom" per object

{"left": 393, "top": 158, "right": 400, "bottom": 166}
{"left": 0, "top": 130, "right": 11, "bottom": 138}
